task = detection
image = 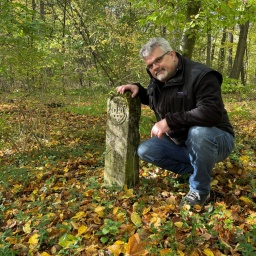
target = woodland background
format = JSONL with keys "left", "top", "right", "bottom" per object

{"left": 0, "top": 0, "right": 256, "bottom": 255}
{"left": 0, "top": 0, "right": 256, "bottom": 92}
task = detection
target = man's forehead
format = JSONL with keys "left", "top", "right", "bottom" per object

{"left": 145, "top": 47, "right": 163, "bottom": 61}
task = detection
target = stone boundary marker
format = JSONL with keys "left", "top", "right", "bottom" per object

{"left": 104, "top": 91, "right": 141, "bottom": 188}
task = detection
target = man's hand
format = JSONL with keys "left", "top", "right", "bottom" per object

{"left": 151, "top": 119, "right": 170, "bottom": 138}
{"left": 116, "top": 84, "right": 139, "bottom": 98}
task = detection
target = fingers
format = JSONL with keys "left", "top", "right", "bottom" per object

{"left": 116, "top": 84, "right": 139, "bottom": 98}
{"left": 151, "top": 124, "right": 163, "bottom": 138}
{"left": 116, "top": 85, "right": 125, "bottom": 94}
{"left": 151, "top": 119, "right": 170, "bottom": 139}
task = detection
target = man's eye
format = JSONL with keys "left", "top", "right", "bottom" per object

{"left": 155, "top": 57, "right": 162, "bottom": 63}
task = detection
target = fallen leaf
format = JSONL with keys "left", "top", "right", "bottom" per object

{"left": 72, "top": 211, "right": 86, "bottom": 219}
{"left": 126, "top": 233, "right": 148, "bottom": 255}
{"left": 108, "top": 240, "right": 125, "bottom": 256}
{"left": 23, "top": 220, "right": 32, "bottom": 234}
{"left": 95, "top": 206, "right": 105, "bottom": 217}
{"left": 203, "top": 248, "right": 215, "bottom": 256}
{"left": 239, "top": 196, "right": 256, "bottom": 208}
{"left": 40, "top": 252, "right": 51, "bottom": 256}
{"left": 131, "top": 212, "right": 142, "bottom": 227}
{"left": 174, "top": 222, "right": 183, "bottom": 228}
{"left": 58, "top": 234, "right": 78, "bottom": 248}
{"left": 28, "top": 233, "right": 39, "bottom": 247}
{"left": 77, "top": 225, "right": 87, "bottom": 236}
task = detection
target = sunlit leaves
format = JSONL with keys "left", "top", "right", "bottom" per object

{"left": 58, "top": 234, "right": 79, "bottom": 249}
{"left": 0, "top": 95, "right": 256, "bottom": 254}
{"left": 28, "top": 233, "right": 39, "bottom": 249}
{"left": 131, "top": 212, "right": 142, "bottom": 227}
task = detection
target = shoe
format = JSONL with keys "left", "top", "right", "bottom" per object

{"left": 180, "top": 190, "right": 210, "bottom": 207}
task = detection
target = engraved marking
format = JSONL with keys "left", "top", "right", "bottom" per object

{"left": 108, "top": 97, "right": 127, "bottom": 125}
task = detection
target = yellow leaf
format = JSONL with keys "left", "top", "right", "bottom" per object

{"left": 121, "top": 188, "right": 134, "bottom": 199}
{"left": 63, "top": 166, "right": 69, "bottom": 173}
{"left": 77, "top": 225, "right": 87, "bottom": 236}
{"left": 133, "top": 202, "right": 138, "bottom": 211}
{"left": 174, "top": 222, "right": 183, "bottom": 228}
{"left": 160, "top": 248, "right": 173, "bottom": 255}
{"left": 114, "top": 240, "right": 124, "bottom": 245}
{"left": 246, "top": 212, "right": 256, "bottom": 224}
{"left": 23, "top": 220, "right": 32, "bottom": 234}
{"left": 95, "top": 206, "right": 105, "bottom": 217}
{"left": 45, "top": 163, "right": 50, "bottom": 168}
{"left": 13, "top": 184, "right": 22, "bottom": 192}
{"left": 142, "top": 207, "right": 151, "bottom": 215}
{"left": 193, "top": 204, "right": 203, "bottom": 212}
{"left": 150, "top": 214, "right": 162, "bottom": 228}
{"left": 117, "top": 212, "right": 126, "bottom": 222}
{"left": 108, "top": 241, "right": 125, "bottom": 256}
{"left": 239, "top": 196, "right": 256, "bottom": 207}
{"left": 203, "top": 248, "right": 215, "bottom": 256}
{"left": 210, "top": 179, "right": 218, "bottom": 186}
{"left": 58, "top": 234, "right": 78, "bottom": 248}
{"left": 177, "top": 250, "right": 185, "bottom": 256}
{"left": 113, "top": 207, "right": 119, "bottom": 215}
{"left": 40, "top": 252, "right": 51, "bottom": 256}
{"left": 131, "top": 212, "right": 142, "bottom": 227}
{"left": 28, "top": 233, "right": 39, "bottom": 246}
{"left": 93, "top": 215, "right": 102, "bottom": 224}
{"left": 72, "top": 211, "right": 86, "bottom": 219}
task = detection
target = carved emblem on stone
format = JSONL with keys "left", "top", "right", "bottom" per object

{"left": 108, "top": 97, "right": 127, "bottom": 125}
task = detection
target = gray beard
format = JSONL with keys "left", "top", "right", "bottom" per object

{"left": 156, "top": 70, "right": 168, "bottom": 82}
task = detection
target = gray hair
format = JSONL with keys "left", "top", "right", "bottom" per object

{"left": 139, "top": 38, "right": 173, "bottom": 59}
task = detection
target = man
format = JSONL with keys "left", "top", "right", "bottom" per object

{"left": 117, "top": 38, "right": 234, "bottom": 207}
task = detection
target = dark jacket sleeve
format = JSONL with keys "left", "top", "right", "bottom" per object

{"left": 133, "top": 83, "right": 150, "bottom": 105}
{"left": 165, "top": 72, "right": 224, "bottom": 129}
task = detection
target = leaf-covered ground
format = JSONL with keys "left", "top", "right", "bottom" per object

{"left": 0, "top": 92, "right": 255, "bottom": 256}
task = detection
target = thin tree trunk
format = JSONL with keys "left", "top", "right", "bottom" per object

{"left": 40, "top": 1, "right": 45, "bottom": 21}
{"left": 230, "top": 21, "right": 249, "bottom": 79}
{"left": 218, "top": 28, "right": 226, "bottom": 73}
{"left": 227, "top": 30, "right": 233, "bottom": 75}
{"left": 206, "top": 33, "right": 211, "bottom": 66}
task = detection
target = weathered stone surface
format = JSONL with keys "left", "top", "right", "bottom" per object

{"left": 104, "top": 91, "right": 141, "bottom": 188}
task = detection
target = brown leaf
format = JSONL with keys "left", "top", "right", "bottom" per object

{"left": 126, "top": 233, "right": 149, "bottom": 256}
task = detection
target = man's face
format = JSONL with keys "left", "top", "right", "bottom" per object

{"left": 144, "top": 47, "right": 177, "bottom": 82}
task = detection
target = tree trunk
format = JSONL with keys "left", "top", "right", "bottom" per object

{"left": 31, "top": 0, "right": 36, "bottom": 20}
{"left": 181, "top": 0, "right": 202, "bottom": 59}
{"left": 230, "top": 21, "right": 249, "bottom": 80}
{"left": 218, "top": 28, "right": 226, "bottom": 73}
{"left": 40, "top": 1, "right": 45, "bottom": 20}
{"left": 227, "top": 30, "right": 233, "bottom": 75}
{"left": 206, "top": 18, "right": 211, "bottom": 66}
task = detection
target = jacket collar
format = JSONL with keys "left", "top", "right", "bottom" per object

{"left": 164, "top": 52, "right": 184, "bottom": 86}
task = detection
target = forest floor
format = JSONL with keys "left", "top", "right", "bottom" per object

{"left": 0, "top": 90, "right": 255, "bottom": 255}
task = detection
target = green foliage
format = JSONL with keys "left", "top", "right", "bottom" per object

{"left": 237, "top": 225, "right": 256, "bottom": 255}
{"left": 96, "top": 219, "right": 122, "bottom": 244}
{"left": 1, "top": 0, "right": 256, "bottom": 91}
{"left": 147, "top": 221, "right": 178, "bottom": 254}
{"left": 221, "top": 78, "right": 256, "bottom": 95}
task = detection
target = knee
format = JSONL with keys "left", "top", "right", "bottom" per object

{"left": 187, "top": 126, "right": 212, "bottom": 144}
{"left": 137, "top": 142, "right": 147, "bottom": 160}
